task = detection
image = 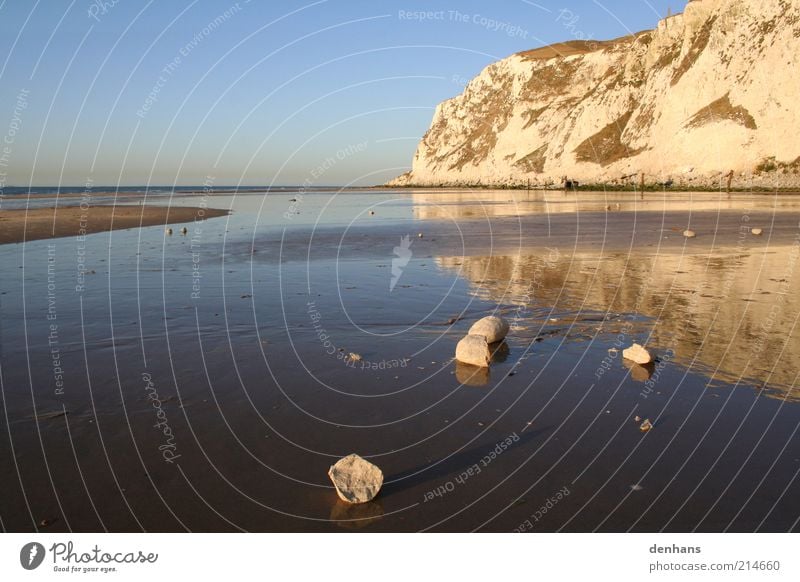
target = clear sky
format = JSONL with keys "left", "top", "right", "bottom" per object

{"left": 0, "top": 0, "right": 677, "bottom": 187}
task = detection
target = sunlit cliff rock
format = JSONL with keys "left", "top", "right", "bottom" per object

{"left": 390, "top": 0, "right": 800, "bottom": 189}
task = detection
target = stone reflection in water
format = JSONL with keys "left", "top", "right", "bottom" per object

{"left": 437, "top": 245, "right": 800, "bottom": 400}
{"left": 455, "top": 361, "right": 491, "bottom": 387}
{"left": 623, "top": 359, "right": 656, "bottom": 382}
{"left": 329, "top": 499, "right": 384, "bottom": 529}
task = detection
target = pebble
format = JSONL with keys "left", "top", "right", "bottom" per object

{"left": 328, "top": 454, "right": 383, "bottom": 504}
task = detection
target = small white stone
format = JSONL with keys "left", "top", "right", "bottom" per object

{"left": 328, "top": 454, "right": 384, "bottom": 504}
{"left": 751, "top": 228, "right": 763, "bottom": 236}
{"left": 622, "top": 343, "right": 653, "bottom": 365}
{"left": 683, "top": 230, "right": 696, "bottom": 238}
{"left": 468, "top": 316, "right": 510, "bottom": 344}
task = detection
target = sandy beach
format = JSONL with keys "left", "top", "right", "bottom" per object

{"left": 4, "top": 1, "right": 800, "bottom": 575}
{"left": 0, "top": 205, "right": 230, "bottom": 245}
{"left": 0, "top": 189, "right": 798, "bottom": 533}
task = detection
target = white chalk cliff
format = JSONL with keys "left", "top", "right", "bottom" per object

{"left": 390, "top": 0, "right": 800, "bottom": 189}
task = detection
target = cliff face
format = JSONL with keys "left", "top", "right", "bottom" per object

{"left": 390, "top": 0, "right": 800, "bottom": 189}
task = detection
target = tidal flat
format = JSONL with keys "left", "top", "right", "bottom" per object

{"left": 1, "top": 189, "right": 798, "bottom": 532}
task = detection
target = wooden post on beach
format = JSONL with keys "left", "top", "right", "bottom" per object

{"left": 640, "top": 173, "right": 645, "bottom": 199}
{"left": 726, "top": 170, "right": 734, "bottom": 196}
{"left": 527, "top": 178, "right": 530, "bottom": 194}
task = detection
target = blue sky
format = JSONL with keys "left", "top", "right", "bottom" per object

{"left": 0, "top": 0, "right": 676, "bottom": 187}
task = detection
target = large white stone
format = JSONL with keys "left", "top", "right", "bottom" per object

{"left": 623, "top": 343, "right": 653, "bottom": 365}
{"left": 328, "top": 454, "right": 384, "bottom": 504}
{"left": 455, "top": 335, "right": 491, "bottom": 367}
{"left": 468, "top": 316, "right": 510, "bottom": 344}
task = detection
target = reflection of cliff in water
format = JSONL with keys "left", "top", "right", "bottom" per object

{"left": 410, "top": 190, "right": 800, "bottom": 220}
{"left": 437, "top": 246, "right": 800, "bottom": 400}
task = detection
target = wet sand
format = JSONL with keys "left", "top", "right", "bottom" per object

{"left": 0, "top": 190, "right": 799, "bottom": 533}
{"left": 0, "top": 205, "right": 230, "bottom": 244}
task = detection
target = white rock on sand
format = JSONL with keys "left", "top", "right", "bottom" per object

{"left": 751, "top": 228, "right": 763, "bottom": 236}
{"left": 683, "top": 230, "right": 696, "bottom": 238}
{"left": 328, "top": 454, "right": 384, "bottom": 504}
{"left": 455, "top": 335, "right": 492, "bottom": 367}
{"left": 468, "top": 316, "right": 510, "bottom": 344}
{"left": 622, "top": 343, "right": 653, "bottom": 365}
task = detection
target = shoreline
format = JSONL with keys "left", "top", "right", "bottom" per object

{"left": 2, "top": 192, "right": 799, "bottom": 532}
{"left": 5, "top": 185, "right": 800, "bottom": 197}
{"left": 381, "top": 184, "right": 800, "bottom": 194}
{"left": 0, "top": 205, "right": 230, "bottom": 245}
